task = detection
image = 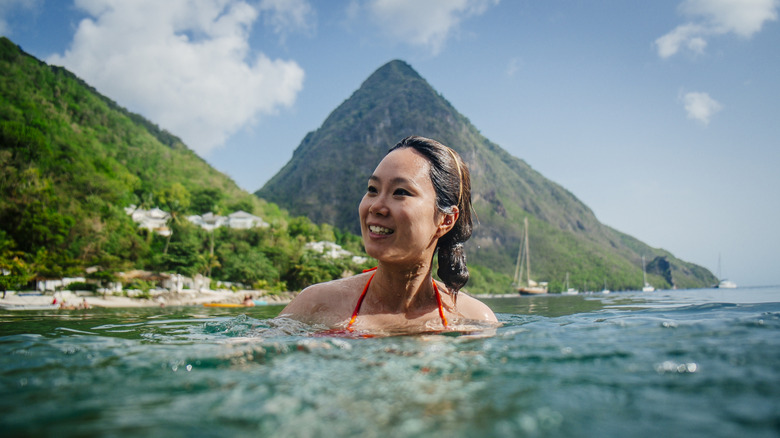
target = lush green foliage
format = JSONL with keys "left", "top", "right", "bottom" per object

{"left": 0, "top": 39, "right": 716, "bottom": 296}
{"left": 0, "top": 37, "right": 371, "bottom": 291}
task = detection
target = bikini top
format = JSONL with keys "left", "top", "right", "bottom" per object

{"left": 346, "top": 269, "right": 449, "bottom": 330}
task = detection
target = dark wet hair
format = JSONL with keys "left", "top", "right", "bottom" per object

{"left": 389, "top": 135, "right": 473, "bottom": 295}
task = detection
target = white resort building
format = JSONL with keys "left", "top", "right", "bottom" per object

{"left": 304, "top": 241, "right": 369, "bottom": 265}
{"left": 186, "top": 210, "right": 269, "bottom": 231}
{"left": 124, "top": 205, "right": 172, "bottom": 236}
{"left": 125, "top": 206, "right": 269, "bottom": 234}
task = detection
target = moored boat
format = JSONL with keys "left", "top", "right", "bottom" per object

{"left": 514, "top": 218, "right": 548, "bottom": 295}
{"left": 717, "top": 279, "right": 737, "bottom": 289}
{"left": 641, "top": 255, "right": 655, "bottom": 292}
{"left": 715, "top": 255, "right": 737, "bottom": 288}
{"left": 561, "top": 272, "right": 578, "bottom": 295}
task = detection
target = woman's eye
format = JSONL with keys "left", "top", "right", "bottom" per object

{"left": 366, "top": 186, "right": 377, "bottom": 194}
{"left": 394, "top": 188, "right": 411, "bottom": 196}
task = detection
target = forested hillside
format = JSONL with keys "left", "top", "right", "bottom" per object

{"left": 0, "top": 37, "right": 371, "bottom": 293}
{"left": 258, "top": 60, "right": 717, "bottom": 292}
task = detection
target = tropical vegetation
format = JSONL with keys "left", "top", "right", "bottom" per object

{"left": 0, "top": 37, "right": 372, "bottom": 294}
{"left": 0, "top": 38, "right": 716, "bottom": 296}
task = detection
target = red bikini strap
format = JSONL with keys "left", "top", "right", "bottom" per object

{"left": 432, "top": 280, "right": 449, "bottom": 328}
{"left": 347, "top": 270, "right": 449, "bottom": 330}
{"left": 347, "top": 271, "right": 375, "bottom": 330}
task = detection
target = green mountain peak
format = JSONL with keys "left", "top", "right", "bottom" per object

{"left": 257, "top": 60, "right": 717, "bottom": 292}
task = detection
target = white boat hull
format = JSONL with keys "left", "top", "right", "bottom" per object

{"left": 518, "top": 286, "right": 548, "bottom": 295}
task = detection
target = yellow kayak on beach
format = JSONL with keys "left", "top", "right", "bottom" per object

{"left": 203, "top": 300, "right": 268, "bottom": 308}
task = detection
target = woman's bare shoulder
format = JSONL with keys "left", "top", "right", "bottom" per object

{"left": 278, "top": 274, "right": 368, "bottom": 324}
{"left": 456, "top": 292, "right": 498, "bottom": 323}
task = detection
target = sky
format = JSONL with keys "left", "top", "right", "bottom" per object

{"left": 1, "top": 0, "right": 778, "bottom": 287}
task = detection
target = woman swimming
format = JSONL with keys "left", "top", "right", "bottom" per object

{"left": 280, "top": 136, "right": 497, "bottom": 333}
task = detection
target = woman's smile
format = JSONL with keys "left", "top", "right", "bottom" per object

{"left": 368, "top": 225, "right": 394, "bottom": 235}
{"left": 358, "top": 147, "right": 442, "bottom": 262}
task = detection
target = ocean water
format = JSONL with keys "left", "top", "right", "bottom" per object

{"left": 1, "top": 287, "right": 778, "bottom": 437}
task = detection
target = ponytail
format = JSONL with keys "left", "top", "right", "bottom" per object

{"left": 389, "top": 136, "right": 473, "bottom": 295}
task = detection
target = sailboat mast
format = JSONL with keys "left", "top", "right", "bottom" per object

{"left": 513, "top": 242, "right": 521, "bottom": 285}
{"left": 513, "top": 223, "right": 525, "bottom": 285}
{"left": 524, "top": 217, "right": 531, "bottom": 284}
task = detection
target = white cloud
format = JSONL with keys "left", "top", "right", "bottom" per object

{"left": 682, "top": 91, "right": 723, "bottom": 124}
{"left": 47, "top": 0, "right": 307, "bottom": 156}
{"left": 655, "top": 0, "right": 778, "bottom": 58}
{"left": 258, "top": 0, "right": 315, "bottom": 43}
{"left": 655, "top": 23, "right": 709, "bottom": 58}
{"left": 366, "top": 0, "right": 499, "bottom": 55}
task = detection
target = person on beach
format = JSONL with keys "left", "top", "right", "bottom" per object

{"left": 280, "top": 136, "right": 497, "bottom": 333}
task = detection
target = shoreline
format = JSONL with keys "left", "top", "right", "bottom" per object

{"left": 0, "top": 289, "right": 295, "bottom": 309}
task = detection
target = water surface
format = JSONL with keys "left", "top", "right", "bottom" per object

{"left": 1, "top": 287, "right": 778, "bottom": 437}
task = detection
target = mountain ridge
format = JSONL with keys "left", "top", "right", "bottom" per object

{"left": 257, "top": 59, "right": 717, "bottom": 292}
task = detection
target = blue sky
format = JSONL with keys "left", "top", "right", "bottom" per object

{"left": 2, "top": 0, "right": 778, "bottom": 287}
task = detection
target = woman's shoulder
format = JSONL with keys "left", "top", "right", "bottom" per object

{"left": 279, "top": 273, "right": 369, "bottom": 324}
{"left": 454, "top": 291, "right": 498, "bottom": 323}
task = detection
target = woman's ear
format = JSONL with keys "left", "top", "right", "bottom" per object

{"left": 436, "top": 206, "right": 459, "bottom": 237}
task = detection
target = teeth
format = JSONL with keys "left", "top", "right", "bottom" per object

{"left": 369, "top": 225, "right": 394, "bottom": 235}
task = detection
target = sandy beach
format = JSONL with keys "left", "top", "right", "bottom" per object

{"left": 0, "top": 289, "right": 295, "bottom": 309}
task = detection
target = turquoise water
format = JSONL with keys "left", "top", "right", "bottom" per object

{"left": 1, "top": 287, "right": 778, "bottom": 437}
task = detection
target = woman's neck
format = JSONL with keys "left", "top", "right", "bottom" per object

{"left": 370, "top": 261, "right": 439, "bottom": 314}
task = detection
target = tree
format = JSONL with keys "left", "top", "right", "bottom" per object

{"left": 152, "top": 221, "right": 201, "bottom": 276}
{"left": 213, "top": 240, "right": 279, "bottom": 286}
{"left": 228, "top": 197, "right": 254, "bottom": 215}
{"left": 191, "top": 188, "right": 223, "bottom": 214}
{"left": 155, "top": 183, "right": 190, "bottom": 254}
{"left": 288, "top": 216, "right": 319, "bottom": 241}
{"left": 86, "top": 268, "right": 118, "bottom": 299}
{"left": 0, "top": 250, "right": 33, "bottom": 298}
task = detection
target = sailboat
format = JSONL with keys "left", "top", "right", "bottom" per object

{"left": 642, "top": 255, "right": 655, "bottom": 292}
{"left": 600, "top": 278, "right": 610, "bottom": 294}
{"left": 716, "top": 254, "right": 737, "bottom": 288}
{"left": 514, "top": 217, "right": 548, "bottom": 295}
{"left": 562, "top": 272, "right": 579, "bottom": 295}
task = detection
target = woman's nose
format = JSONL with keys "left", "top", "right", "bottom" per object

{"left": 369, "top": 195, "right": 389, "bottom": 216}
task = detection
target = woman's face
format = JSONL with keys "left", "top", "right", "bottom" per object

{"left": 359, "top": 148, "right": 449, "bottom": 264}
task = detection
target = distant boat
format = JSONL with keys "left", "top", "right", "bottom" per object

{"left": 717, "top": 279, "right": 737, "bottom": 289}
{"left": 514, "top": 217, "right": 548, "bottom": 295}
{"left": 562, "top": 272, "right": 579, "bottom": 295}
{"left": 600, "top": 278, "right": 610, "bottom": 294}
{"left": 642, "top": 255, "right": 655, "bottom": 292}
{"left": 715, "top": 254, "right": 737, "bottom": 288}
